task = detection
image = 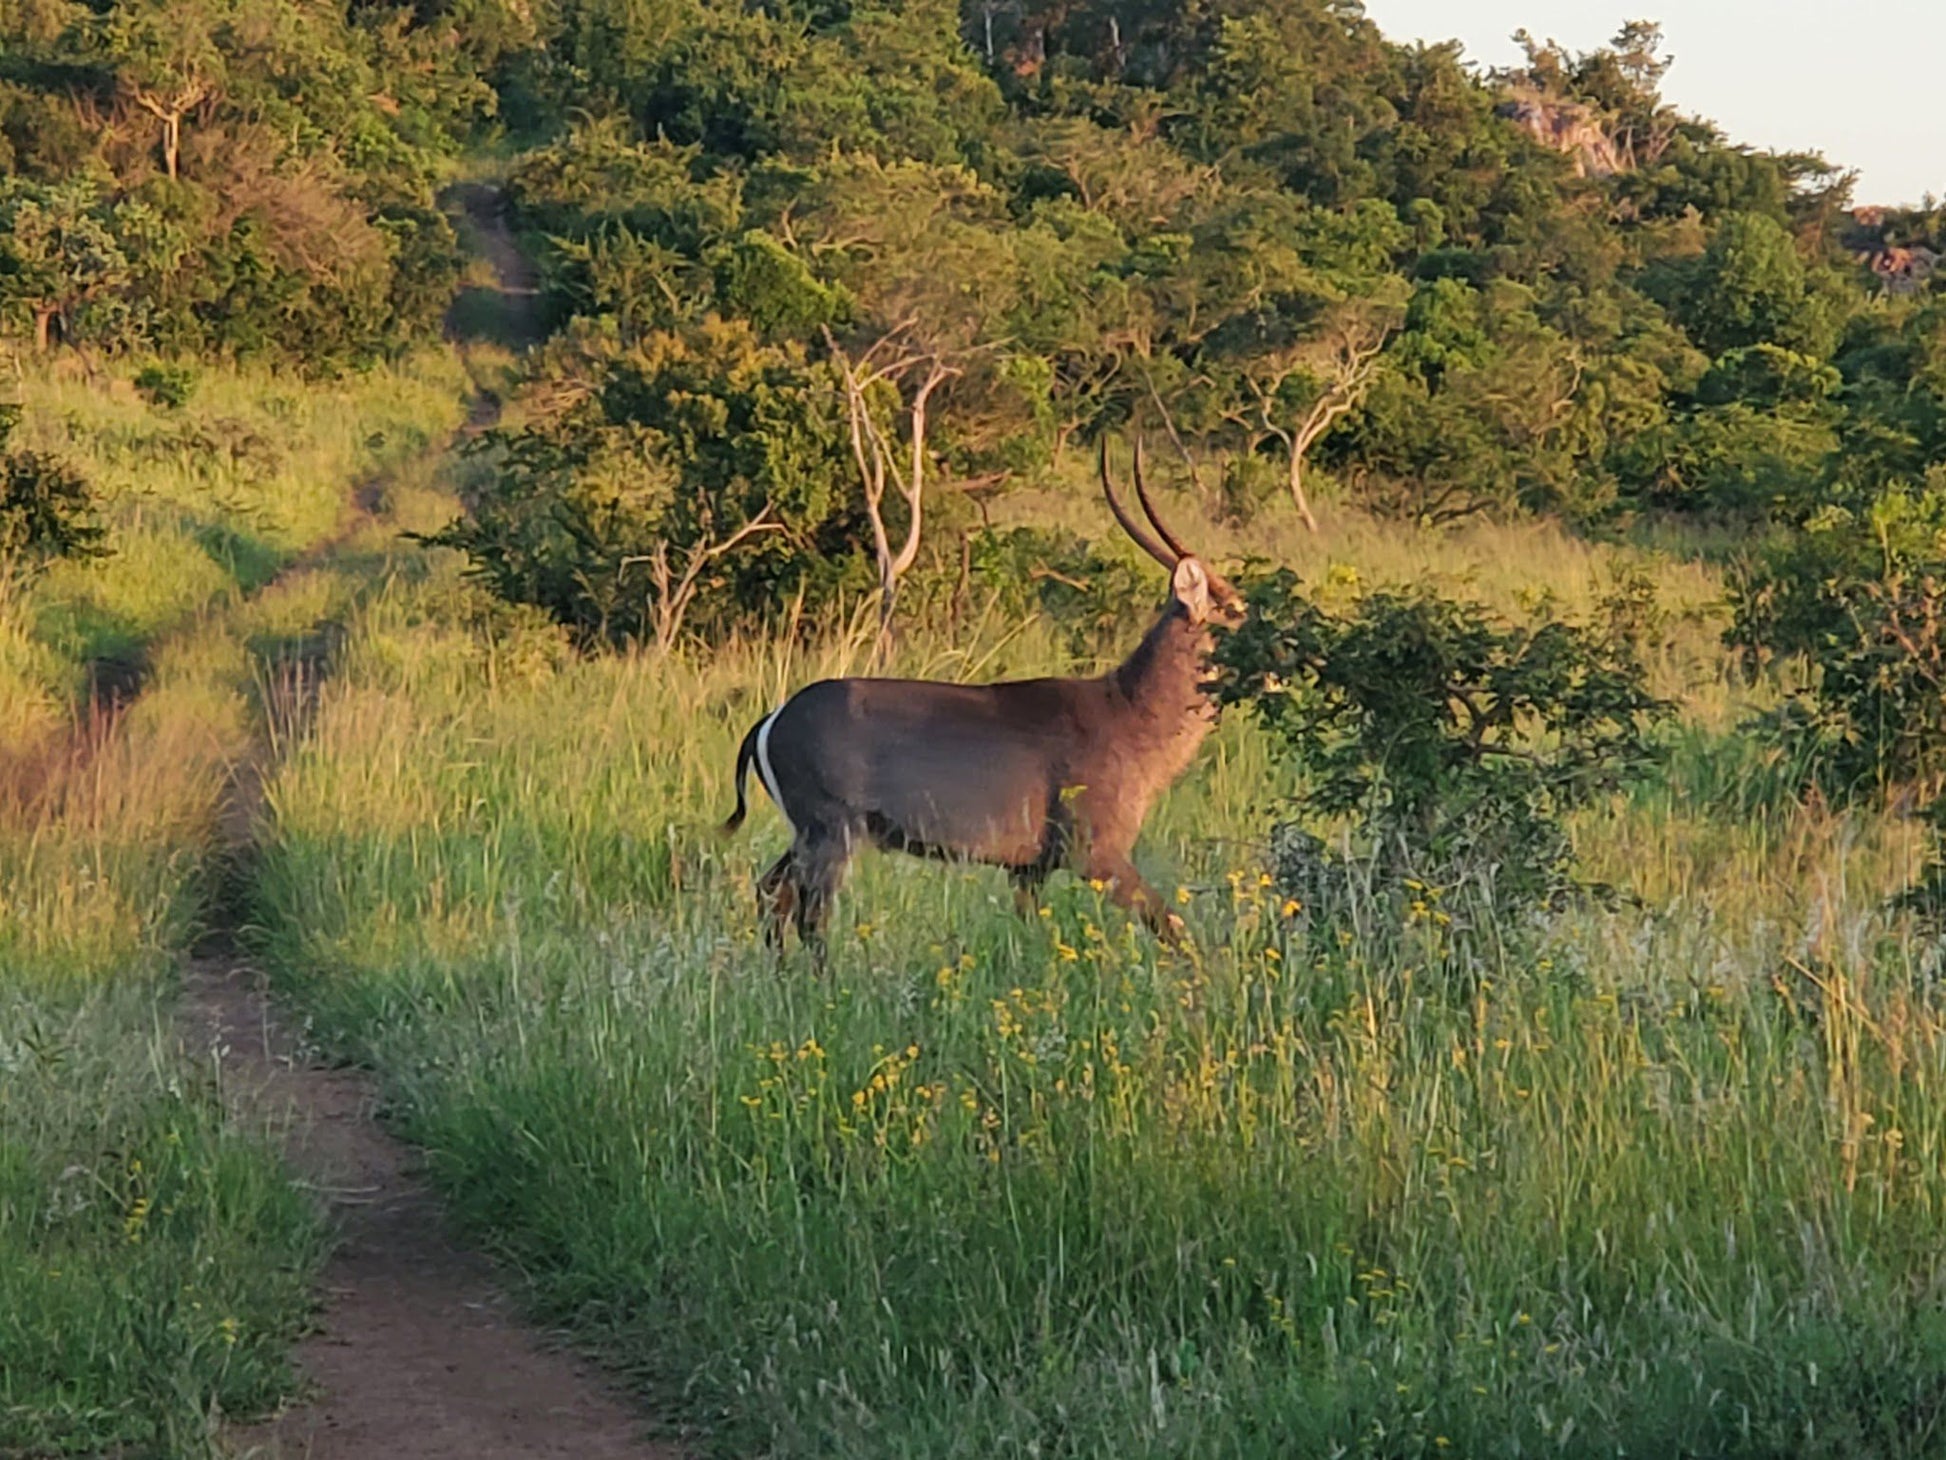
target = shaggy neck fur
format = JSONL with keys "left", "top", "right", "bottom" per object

{"left": 1108, "top": 599, "right": 1219, "bottom": 778}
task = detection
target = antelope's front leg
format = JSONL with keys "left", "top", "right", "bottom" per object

{"left": 1084, "top": 854, "right": 1187, "bottom": 946}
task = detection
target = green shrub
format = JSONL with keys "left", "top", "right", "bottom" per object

{"left": 1214, "top": 570, "right": 1667, "bottom": 953}
{"left": 425, "top": 318, "right": 857, "bottom": 649}
{"left": 0, "top": 405, "right": 105, "bottom": 568}
{"left": 132, "top": 362, "right": 197, "bottom": 411}
{"left": 1729, "top": 481, "right": 1946, "bottom": 798}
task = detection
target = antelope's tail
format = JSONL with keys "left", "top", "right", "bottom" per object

{"left": 721, "top": 716, "right": 765, "bottom": 836}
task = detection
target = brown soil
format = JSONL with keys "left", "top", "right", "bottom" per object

{"left": 445, "top": 182, "right": 544, "bottom": 355}
{"left": 181, "top": 945, "right": 669, "bottom": 1460}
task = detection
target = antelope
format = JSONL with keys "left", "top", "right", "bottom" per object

{"left": 722, "top": 439, "right": 1244, "bottom": 951}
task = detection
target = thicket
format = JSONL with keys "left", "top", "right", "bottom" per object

{"left": 0, "top": 404, "right": 103, "bottom": 568}
{"left": 0, "top": 0, "right": 492, "bottom": 371}
{"left": 1215, "top": 569, "right": 1668, "bottom": 962}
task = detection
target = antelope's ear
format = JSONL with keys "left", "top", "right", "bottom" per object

{"left": 1172, "top": 556, "right": 1212, "bottom": 622}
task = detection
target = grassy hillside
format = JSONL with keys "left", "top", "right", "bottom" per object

{"left": 7, "top": 0, "right": 1946, "bottom": 1455}
{"left": 11, "top": 338, "right": 1943, "bottom": 1452}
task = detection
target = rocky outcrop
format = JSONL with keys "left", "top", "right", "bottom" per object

{"left": 1496, "top": 90, "right": 1627, "bottom": 178}
{"left": 1869, "top": 245, "right": 1938, "bottom": 293}
{"left": 1846, "top": 207, "right": 1940, "bottom": 295}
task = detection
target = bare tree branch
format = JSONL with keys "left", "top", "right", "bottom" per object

{"left": 622, "top": 505, "right": 782, "bottom": 653}
{"left": 824, "top": 322, "right": 962, "bottom": 657}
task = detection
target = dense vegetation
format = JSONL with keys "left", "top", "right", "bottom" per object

{"left": 0, "top": 0, "right": 484, "bottom": 368}
{"left": 423, "top": 1, "right": 1946, "bottom": 662}
{"left": 9, "top": 0, "right": 1946, "bottom": 1456}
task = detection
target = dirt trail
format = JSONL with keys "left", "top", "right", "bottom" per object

{"left": 446, "top": 182, "right": 544, "bottom": 359}
{"left": 182, "top": 946, "right": 662, "bottom": 1459}
{"left": 170, "top": 195, "right": 682, "bottom": 1459}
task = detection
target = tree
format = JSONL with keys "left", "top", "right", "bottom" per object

{"left": 796, "top": 155, "right": 1020, "bottom": 647}
{"left": 0, "top": 0, "right": 481, "bottom": 367}
{"left": 101, "top": 0, "right": 227, "bottom": 183}
{"left": 427, "top": 317, "right": 854, "bottom": 649}
{"left": 1221, "top": 299, "right": 1398, "bottom": 530}
{"left": 1675, "top": 211, "right": 1842, "bottom": 359}
{"left": 823, "top": 325, "right": 959, "bottom": 647}
{"left": 0, "top": 180, "right": 130, "bottom": 351}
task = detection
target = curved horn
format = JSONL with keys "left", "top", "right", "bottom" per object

{"left": 1101, "top": 437, "right": 1177, "bottom": 568}
{"left": 1131, "top": 437, "right": 1194, "bottom": 563}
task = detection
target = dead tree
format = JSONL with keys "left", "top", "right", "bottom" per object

{"left": 824, "top": 323, "right": 958, "bottom": 656}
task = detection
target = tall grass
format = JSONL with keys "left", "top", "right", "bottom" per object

{"left": 0, "top": 604, "right": 326, "bottom": 1454}
{"left": 1, "top": 349, "right": 467, "bottom": 702}
{"left": 254, "top": 518, "right": 1946, "bottom": 1457}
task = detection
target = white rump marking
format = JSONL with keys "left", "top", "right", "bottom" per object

{"left": 754, "top": 707, "right": 794, "bottom": 833}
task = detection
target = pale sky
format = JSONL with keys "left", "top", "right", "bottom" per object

{"left": 1360, "top": 1, "right": 1946, "bottom": 207}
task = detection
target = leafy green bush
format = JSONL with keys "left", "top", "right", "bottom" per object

{"left": 1730, "top": 481, "right": 1946, "bottom": 797}
{"left": 0, "top": 405, "right": 105, "bottom": 568}
{"left": 132, "top": 362, "right": 196, "bottom": 411}
{"left": 1214, "top": 571, "right": 1667, "bottom": 953}
{"left": 425, "top": 318, "right": 859, "bottom": 649}
{"left": 966, "top": 526, "right": 1152, "bottom": 651}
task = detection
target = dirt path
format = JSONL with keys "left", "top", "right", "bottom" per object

{"left": 181, "top": 944, "right": 663, "bottom": 1459}
{"left": 445, "top": 182, "right": 544, "bottom": 357}
{"left": 169, "top": 198, "right": 683, "bottom": 1459}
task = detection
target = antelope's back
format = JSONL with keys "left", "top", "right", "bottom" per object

{"left": 771, "top": 676, "right": 1102, "bottom": 864}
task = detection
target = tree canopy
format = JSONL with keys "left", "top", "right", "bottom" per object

{"left": 11, "top": 2, "right": 1945, "bottom": 646}
{"left": 0, "top": 0, "right": 488, "bottom": 367}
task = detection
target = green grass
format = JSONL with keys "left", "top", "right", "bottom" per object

{"left": 14, "top": 330, "right": 1944, "bottom": 1455}
{"left": 0, "top": 985, "right": 325, "bottom": 1456}
{"left": 251, "top": 506, "right": 1946, "bottom": 1458}
{"left": 0, "top": 348, "right": 471, "bottom": 1456}
{"left": 2, "top": 350, "right": 467, "bottom": 701}
{"left": 0, "top": 623, "right": 326, "bottom": 1456}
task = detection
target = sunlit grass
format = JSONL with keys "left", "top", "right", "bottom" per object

{"left": 252, "top": 501, "right": 1946, "bottom": 1457}
{"left": 0, "top": 985, "right": 325, "bottom": 1458}
{"left": 0, "top": 604, "right": 326, "bottom": 1455}
{"left": 0, "top": 351, "right": 471, "bottom": 1455}
{"left": 5, "top": 349, "right": 467, "bottom": 693}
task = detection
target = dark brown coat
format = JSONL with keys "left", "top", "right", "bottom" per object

{"left": 723, "top": 444, "right": 1240, "bottom": 949}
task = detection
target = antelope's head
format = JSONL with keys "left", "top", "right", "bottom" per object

{"left": 1099, "top": 438, "right": 1244, "bottom": 632}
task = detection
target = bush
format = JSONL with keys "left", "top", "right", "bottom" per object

{"left": 965, "top": 526, "right": 1152, "bottom": 652}
{"left": 0, "top": 405, "right": 105, "bottom": 568}
{"left": 425, "top": 319, "right": 857, "bottom": 649}
{"left": 1214, "top": 571, "right": 1667, "bottom": 955}
{"left": 1729, "top": 481, "right": 1946, "bottom": 798}
{"left": 132, "top": 362, "right": 196, "bottom": 411}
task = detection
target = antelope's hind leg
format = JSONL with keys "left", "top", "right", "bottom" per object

{"left": 791, "top": 831, "right": 854, "bottom": 960}
{"left": 757, "top": 849, "right": 798, "bottom": 949}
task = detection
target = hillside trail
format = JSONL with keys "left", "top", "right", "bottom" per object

{"left": 175, "top": 186, "right": 679, "bottom": 1459}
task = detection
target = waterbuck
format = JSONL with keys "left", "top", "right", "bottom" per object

{"left": 722, "top": 440, "right": 1243, "bottom": 950}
